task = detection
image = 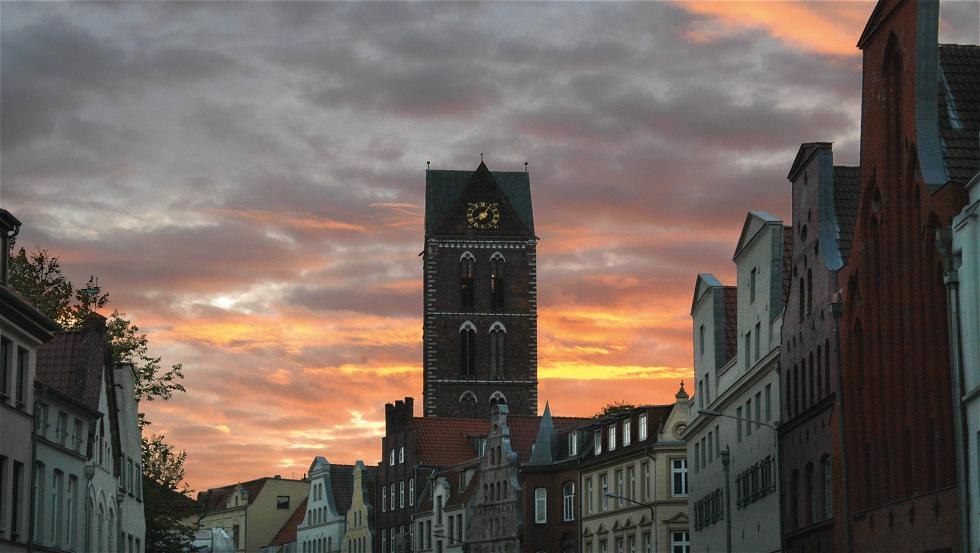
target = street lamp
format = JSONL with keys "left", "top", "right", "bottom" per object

{"left": 697, "top": 409, "right": 782, "bottom": 552}
{"left": 604, "top": 493, "right": 657, "bottom": 553}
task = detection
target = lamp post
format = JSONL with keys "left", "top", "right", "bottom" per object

{"left": 604, "top": 493, "right": 656, "bottom": 553}
{"left": 698, "top": 409, "right": 782, "bottom": 553}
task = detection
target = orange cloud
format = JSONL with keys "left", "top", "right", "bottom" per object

{"left": 676, "top": 1, "right": 873, "bottom": 57}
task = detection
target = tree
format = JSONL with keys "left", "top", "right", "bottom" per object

{"left": 594, "top": 401, "right": 637, "bottom": 418}
{"left": 9, "top": 246, "right": 193, "bottom": 552}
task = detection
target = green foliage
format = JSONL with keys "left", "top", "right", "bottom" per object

{"left": 594, "top": 401, "right": 637, "bottom": 418}
{"left": 9, "top": 246, "right": 193, "bottom": 552}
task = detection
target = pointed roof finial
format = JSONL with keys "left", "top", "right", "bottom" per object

{"left": 426, "top": 160, "right": 430, "bottom": 171}
{"left": 480, "top": 153, "right": 484, "bottom": 162}
{"left": 676, "top": 380, "right": 689, "bottom": 400}
{"left": 524, "top": 161, "right": 528, "bottom": 173}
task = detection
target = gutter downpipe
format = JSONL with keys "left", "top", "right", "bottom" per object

{"left": 28, "top": 390, "right": 41, "bottom": 553}
{"left": 937, "top": 227, "right": 970, "bottom": 553}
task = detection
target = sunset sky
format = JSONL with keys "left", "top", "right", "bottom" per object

{"left": 2, "top": 1, "right": 977, "bottom": 492}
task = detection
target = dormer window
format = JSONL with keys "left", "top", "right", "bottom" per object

{"left": 568, "top": 432, "right": 578, "bottom": 456}
{"left": 623, "top": 420, "right": 632, "bottom": 447}
{"left": 608, "top": 424, "right": 617, "bottom": 451}
{"left": 594, "top": 429, "right": 602, "bottom": 455}
{"left": 639, "top": 414, "right": 648, "bottom": 441}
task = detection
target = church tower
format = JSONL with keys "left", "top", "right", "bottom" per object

{"left": 422, "top": 162, "right": 537, "bottom": 417}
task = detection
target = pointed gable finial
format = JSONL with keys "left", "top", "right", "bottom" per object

{"left": 480, "top": 153, "right": 484, "bottom": 162}
{"left": 426, "top": 160, "right": 430, "bottom": 171}
{"left": 676, "top": 380, "right": 689, "bottom": 401}
{"left": 524, "top": 161, "right": 528, "bottom": 173}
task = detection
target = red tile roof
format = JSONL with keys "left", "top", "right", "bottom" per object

{"left": 36, "top": 315, "right": 108, "bottom": 413}
{"left": 268, "top": 497, "right": 308, "bottom": 546}
{"left": 413, "top": 414, "right": 590, "bottom": 468}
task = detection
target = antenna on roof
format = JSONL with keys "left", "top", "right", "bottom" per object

{"left": 426, "top": 160, "right": 430, "bottom": 171}
{"left": 524, "top": 162, "right": 528, "bottom": 173}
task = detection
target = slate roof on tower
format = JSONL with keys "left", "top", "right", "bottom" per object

{"left": 425, "top": 162, "right": 535, "bottom": 234}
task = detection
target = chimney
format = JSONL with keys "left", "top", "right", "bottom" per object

{"left": 0, "top": 209, "right": 22, "bottom": 286}
{"left": 274, "top": 474, "right": 282, "bottom": 479}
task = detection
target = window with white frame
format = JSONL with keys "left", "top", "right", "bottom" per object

{"left": 639, "top": 414, "right": 648, "bottom": 441}
{"left": 615, "top": 469, "right": 624, "bottom": 506}
{"left": 585, "top": 477, "right": 593, "bottom": 514}
{"left": 671, "top": 531, "right": 690, "bottom": 553}
{"left": 672, "top": 459, "right": 688, "bottom": 496}
{"left": 608, "top": 424, "right": 617, "bottom": 451}
{"left": 642, "top": 462, "right": 651, "bottom": 500}
{"left": 623, "top": 419, "right": 632, "bottom": 447}
{"left": 563, "top": 482, "right": 575, "bottom": 521}
{"left": 409, "top": 478, "right": 414, "bottom": 508}
{"left": 600, "top": 473, "right": 609, "bottom": 511}
{"left": 595, "top": 429, "right": 602, "bottom": 455}
{"left": 399, "top": 446, "right": 404, "bottom": 464}
{"left": 569, "top": 432, "right": 578, "bottom": 457}
{"left": 390, "top": 486, "right": 395, "bottom": 511}
{"left": 399, "top": 481, "right": 405, "bottom": 509}
{"left": 390, "top": 449, "right": 395, "bottom": 466}
{"left": 381, "top": 486, "right": 386, "bottom": 512}
{"left": 534, "top": 488, "right": 547, "bottom": 523}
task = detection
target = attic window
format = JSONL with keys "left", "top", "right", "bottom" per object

{"left": 276, "top": 496, "right": 289, "bottom": 510}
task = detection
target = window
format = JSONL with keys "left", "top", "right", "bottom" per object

{"left": 534, "top": 488, "right": 547, "bottom": 523}
{"left": 694, "top": 442, "right": 700, "bottom": 474}
{"left": 715, "top": 425, "right": 720, "bottom": 458}
{"left": 628, "top": 535, "right": 637, "bottom": 553}
{"left": 755, "top": 391, "right": 762, "bottom": 429}
{"left": 409, "top": 478, "right": 414, "bottom": 508}
{"left": 67, "top": 476, "right": 77, "bottom": 549}
{"left": 563, "top": 482, "right": 575, "bottom": 521}
{"left": 627, "top": 465, "right": 636, "bottom": 500}
{"left": 460, "top": 252, "right": 475, "bottom": 310}
{"left": 697, "top": 380, "right": 703, "bottom": 409}
{"left": 56, "top": 412, "right": 68, "bottom": 446}
{"left": 16, "top": 347, "right": 27, "bottom": 405}
{"left": 806, "top": 463, "right": 815, "bottom": 525}
{"left": 672, "top": 459, "right": 688, "bottom": 496}
{"left": 399, "top": 481, "right": 405, "bottom": 509}
{"left": 489, "top": 322, "right": 506, "bottom": 377}
{"left": 595, "top": 429, "right": 602, "bottom": 455}
{"left": 704, "top": 377, "right": 710, "bottom": 405}
{"left": 707, "top": 432, "right": 713, "bottom": 464}
{"left": 746, "top": 399, "right": 752, "bottom": 437}
{"left": 744, "top": 332, "right": 751, "bottom": 369}
{"left": 233, "top": 525, "right": 240, "bottom": 549}
{"left": 821, "top": 455, "right": 832, "bottom": 519}
{"left": 0, "top": 457, "right": 5, "bottom": 535}
{"left": 671, "top": 531, "right": 690, "bottom": 553}
{"left": 390, "top": 449, "right": 395, "bottom": 466}
{"left": 736, "top": 407, "right": 743, "bottom": 442}
{"left": 790, "top": 470, "right": 800, "bottom": 529}
{"left": 435, "top": 494, "right": 442, "bottom": 524}
{"left": 699, "top": 325, "right": 705, "bottom": 354}
{"left": 585, "top": 477, "right": 593, "bottom": 514}
{"left": 490, "top": 252, "right": 505, "bottom": 312}
{"left": 643, "top": 533, "right": 652, "bottom": 553}
{"left": 381, "top": 485, "right": 386, "bottom": 512}
{"left": 608, "top": 424, "right": 617, "bottom": 451}
{"left": 639, "top": 414, "right": 648, "bottom": 441}
{"left": 277, "top": 496, "right": 291, "bottom": 511}
{"left": 0, "top": 337, "right": 10, "bottom": 397}
{"left": 399, "top": 446, "right": 405, "bottom": 463}
{"left": 459, "top": 322, "right": 476, "bottom": 376}
{"left": 765, "top": 384, "right": 772, "bottom": 421}
{"left": 390, "top": 485, "right": 395, "bottom": 511}
{"left": 754, "top": 322, "right": 761, "bottom": 361}
{"left": 616, "top": 537, "right": 624, "bottom": 553}
{"left": 623, "top": 419, "right": 632, "bottom": 447}
{"left": 36, "top": 402, "right": 48, "bottom": 438}
{"left": 381, "top": 529, "right": 386, "bottom": 553}
{"left": 750, "top": 267, "right": 757, "bottom": 302}
{"left": 32, "top": 462, "right": 44, "bottom": 542}
{"left": 51, "top": 469, "right": 62, "bottom": 546}
{"left": 12, "top": 461, "right": 23, "bottom": 536}
{"left": 600, "top": 474, "right": 609, "bottom": 511}
{"left": 799, "top": 276, "right": 806, "bottom": 321}
{"left": 806, "top": 268, "right": 813, "bottom": 314}
{"left": 642, "top": 462, "right": 651, "bottom": 500}
{"left": 569, "top": 432, "right": 578, "bottom": 456}
{"left": 615, "top": 469, "right": 624, "bottom": 506}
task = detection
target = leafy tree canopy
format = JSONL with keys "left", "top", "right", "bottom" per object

{"left": 594, "top": 401, "right": 637, "bottom": 418}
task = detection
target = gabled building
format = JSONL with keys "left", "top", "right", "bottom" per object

{"left": 34, "top": 313, "right": 146, "bottom": 553}
{"left": 196, "top": 476, "right": 309, "bottom": 553}
{"left": 297, "top": 457, "right": 353, "bottom": 553}
{"left": 340, "top": 461, "right": 378, "bottom": 553}
{"left": 838, "top": 1, "right": 980, "bottom": 551}
{"left": 779, "top": 143, "right": 858, "bottom": 553}
{"left": 686, "top": 211, "right": 789, "bottom": 553}
{"left": 578, "top": 390, "right": 690, "bottom": 553}
{"left": 412, "top": 458, "right": 479, "bottom": 553}
{"left": 264, "top": 498, "right": 307, "bottom": 553}
{"left": 0, "top": 209, "right": 60, "bottom": 553}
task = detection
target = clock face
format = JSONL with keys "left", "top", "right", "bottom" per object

{"left": 466, "top": 201, "right": 501, "bottom": 229}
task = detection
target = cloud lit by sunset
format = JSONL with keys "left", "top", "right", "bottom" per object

{"left": 3, "top": 0, "right": 977, "bottom": 493}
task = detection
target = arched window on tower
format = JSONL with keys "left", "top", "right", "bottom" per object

{"left": 459, "top": 321, "right": 476, "bottom": 376}
{"left": 489, "top": 391, "right": 507, "bottom": 409}
{"left": 799, "top": 276, "right": 806, "bottom": 321}
{"left": 459, "top": 391, "right": 477, "bottom": 418}
{"left": 489, "top": 322, "right": 506, "bottom": 378}
{"left": 490, "top": 252, "right": 506, "bottom": 312}
{"left": 460, "top": 252, "right": 475, "bottom": 311}
{"left": 806, "top": 268, "right": 813, "bottom": 315}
